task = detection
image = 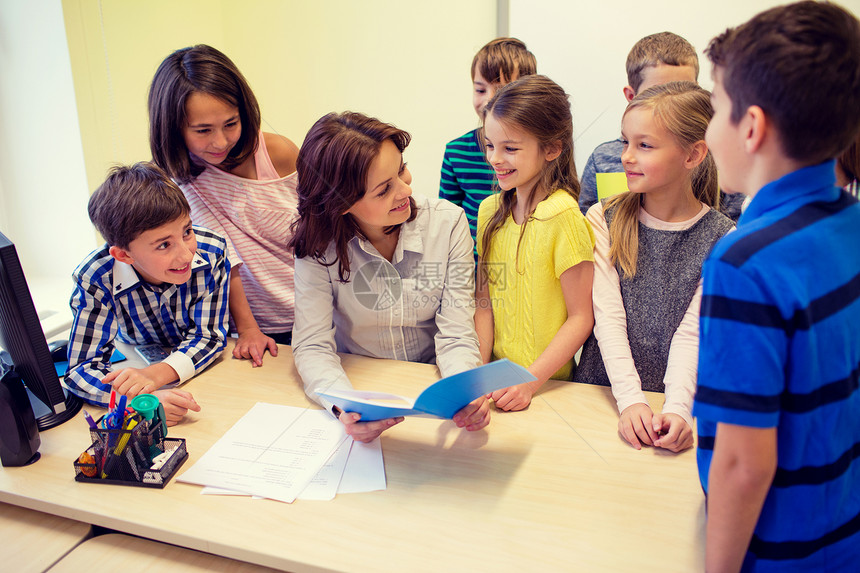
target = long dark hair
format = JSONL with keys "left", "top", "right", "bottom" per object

{"left": 148, "top": 44, "right": 261, "bottom": 184}
{"left": 288, "top": 112, "right": 417, "bottom": 282}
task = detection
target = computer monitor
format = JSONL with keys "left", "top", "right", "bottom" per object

{"left": 0, "top": 230, "right": 81, "bottom": 430}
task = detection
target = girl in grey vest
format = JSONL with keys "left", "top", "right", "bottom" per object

{"left": 574, "top": 82, "right": 733, "bottom": 453}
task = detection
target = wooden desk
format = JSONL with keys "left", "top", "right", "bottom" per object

{"left": 52, "top": 534, "right": 281, "bottom": 573}
{"left": 0, "top": 341, "right": 704, "bottom": 572}
{"left": 0, "top": 502, "right": 91, "bottom": 573}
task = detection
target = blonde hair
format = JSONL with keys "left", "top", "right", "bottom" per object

{"left": 607, "top": 81, "right": 718, "bottom": 278}
{"left": 479, "top": 75, "right": 578, "bottom": 273}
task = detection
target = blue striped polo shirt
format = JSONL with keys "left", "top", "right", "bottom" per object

{"left": 439, "top": 128, "right": 495, "bottom": 252}
{"left": 694, "top": 161, "right": 860, "bottom": 571}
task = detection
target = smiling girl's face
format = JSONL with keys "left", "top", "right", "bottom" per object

{"left": 182, "top": 92, "right": 242, "bottom": 167}
{"left": 344, "top": 139, "right": 413, "bottom": 235}
{"left": 484, "top": 112, "right": 551, "bottom": 198}
{"left": 621, "top": 107, "right": 693, "bottom": 197}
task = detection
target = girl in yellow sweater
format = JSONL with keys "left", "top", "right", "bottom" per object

{"left": 476, "top": 75, "right": 595, "bottom": 411}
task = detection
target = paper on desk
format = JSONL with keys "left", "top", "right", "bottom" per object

{"left": 199, "top": 440, "right": 347, "bottom": 499}
{"left": 200, "top": 486, "right": 256, "bottom": 497}
{"left": 199, "top": 434, "right": 386, "bottom": 499}
{"left": 178, "top": 403, "right": 348, "bottom": 503}
{"left": 296, "top": 438, "right": 352, "bottom": 500}
{"left": 338, "top": 439, "right": 386, "bottom": 494}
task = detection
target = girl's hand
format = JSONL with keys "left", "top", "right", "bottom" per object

{"left": 452, "top": 397, "right": 491, "bottom": 431}
{"left": 618, "top": 403, "right": 658, "bottom": 449}
{"left": 490, "top": 382, "right": 535, "bottom": 411}
{"left": 652, "top": 413, "right": 694, "bottom": 452}
{"left": 152, "top": 388, "right": 201, "bottom": 427}
{"left": 233, "top": 328, "right": 278, "bottom": 367}
{"left": 339, "top": 412, "right": 404, "bottom": 443}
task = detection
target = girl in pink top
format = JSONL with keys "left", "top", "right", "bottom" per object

{"left": 149, "top": 45, "right": 299, "bottom": 365}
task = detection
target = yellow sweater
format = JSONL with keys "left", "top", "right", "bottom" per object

{"left": 477, "top": 190, "right": 595, "bottom": 380}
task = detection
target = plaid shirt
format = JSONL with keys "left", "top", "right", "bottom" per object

{"left": 65, "top": 226, "right": 231, "bottom": 406}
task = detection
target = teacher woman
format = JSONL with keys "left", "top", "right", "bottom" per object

{"left": 289, "top": 112, "right": 490, "bottom": 442}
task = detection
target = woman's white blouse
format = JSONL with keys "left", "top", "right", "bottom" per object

{"left": 292, "top": 196, "right": 482, "bottom": 412}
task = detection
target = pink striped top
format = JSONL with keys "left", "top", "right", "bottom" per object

{"left": 181, "top": 131, "right": 297, "bottom": 333}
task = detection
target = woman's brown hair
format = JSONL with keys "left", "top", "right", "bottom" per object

{"left": 288, "top": 112, "right": 417, "bottom": 282}
{"left": 148, "top": 44, "right": 261, "bottom": 184}
{"left": 478, "top": 75, "right": 578, "bottom": 272}
{"left": 607, "top": 81, "right": 718, "bottom": 279}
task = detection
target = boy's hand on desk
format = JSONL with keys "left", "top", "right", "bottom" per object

{"left": 618, "top": 403, "right": 658, "bottom": 450}
{"left": 490, "top": 382, "right": 534, "bottom": 411}
{"left": 453, "top": 397, "right": 491, "bottom": 431}
{"left": 105, "top": 367, "right": 158, "bottom": 397}
{"left": 651, "top": 413, "right": 693, "bottom": 452}
{"left": 339, "top": 412, "right": 403, "bottom": 443}
{"left": 233, "top": 328, "right": 278, "bottom": 367}
{"left": 152, "top": 389, "right": 200, "bottom": 427}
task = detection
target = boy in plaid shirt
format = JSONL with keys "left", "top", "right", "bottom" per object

{"left": 65, "top": 163, "right": 230, "bottom": 426}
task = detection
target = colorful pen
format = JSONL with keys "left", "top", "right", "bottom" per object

{"left": 114, "top": 416, "right": 139, "bottom": 456}
{"left": 116, "top": 394, "right": 127, "bottom": 416}
{"left": 82, "top": 410, "right": 97, "bottom": 430}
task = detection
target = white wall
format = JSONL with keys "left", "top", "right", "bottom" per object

{"left": 0, "top": 0, "right": 93, "bottom": 281}
{"left": 509, "top": 0, "right": 860, "bottom": 171}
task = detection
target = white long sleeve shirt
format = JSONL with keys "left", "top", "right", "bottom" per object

{"left": 586, "top": 202, "right": 719, "bottom": 427}
{"left": 292, "top": 197, "right": 482, "bottom": 414}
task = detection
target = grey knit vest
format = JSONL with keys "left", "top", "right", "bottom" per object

{"left": 574, "top": 204, "right": 733, "bottom": 392}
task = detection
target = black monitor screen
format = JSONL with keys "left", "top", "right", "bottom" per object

{"left": 0, "top": 230, "right": 81, "bottom": 430}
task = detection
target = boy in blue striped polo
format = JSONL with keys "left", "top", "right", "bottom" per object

{"left": 439, "top": 38, "right": 536, "bottom": 251}
{"left": 693, "top": 2, "right": 860, "bottom": 571}
{"left": 65, "top": 163, "right": 231, "bottom": 426}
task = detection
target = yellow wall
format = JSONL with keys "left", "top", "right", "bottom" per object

{"left": 62, "top": 0, "right": 498, "bottom": 196}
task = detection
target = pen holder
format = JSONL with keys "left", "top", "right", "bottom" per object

{"left": 73, "top": 414, "right": 188, "bottom": 488}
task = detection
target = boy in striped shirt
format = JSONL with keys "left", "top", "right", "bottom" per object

{"left": 694, "top": 2, "right": 860, "bottom": 570}
{"left": 439, "top": 38, "right": 536, "bottom": 250}
{"left": 65, "top": 163, "right": 230, "bottom": 426}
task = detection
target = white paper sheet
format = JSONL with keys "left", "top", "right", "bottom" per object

{"left": 200, "top": 486, "right": 254, "bottom": 496}
{"left": 338, "top": 439, "right": 386, "bottom": 494}
{"left": 179, "top": 403, "right": 348, "bottom": 503}
{"left": 296, "top": 438, "right": 352, "bottom": 501}
{"left": 200, "top": 438, "right": 385, "bottom": 499}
